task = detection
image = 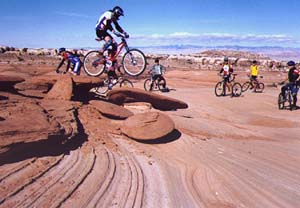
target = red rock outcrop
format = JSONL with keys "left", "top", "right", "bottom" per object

{"left": 0, "top": 75, "right": 25, "bottom": 90}
{"left": 89, "top": 100, "right": 133, "bottom": 120}
{"left": 107, "top": 88, "right": 188, "bottom": 111}
{"left": 121, "top": 112, "right": 175, "bottom": 140}
{"left": 44, "top": 76, "right": 73, "bottom": 101}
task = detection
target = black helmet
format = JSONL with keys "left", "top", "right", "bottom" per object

{"left": 58, "top": 47, "right": 66, "bottom": 54}
{"left": 287, "top": 60, "right": 295, "bottom": 66}
{"left": 113, "top": 6, "right": 124, "bottom": 17}
{"left": 252, "top": 60, "right": 257, "bottom": 64}
{"left": 224, "top": 57, "right": 229, "bottom": 62}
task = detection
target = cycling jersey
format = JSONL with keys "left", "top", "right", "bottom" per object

{"left": 56, "top": 51, "right": 81, "bottom": 74}
{"left": 220, "top": 64, "right": 233, "bottom": 76}
{"left": 250, "top": 65, "right": 258, "bottom": 76}
{"left": 150, "top": 64, "right": 165, "bottom": 75}
{"left": 95, "top": 11, "right": 124, "bottom": 33}
{"left": 288, "top": 67, "right": 300, "bottom": 83}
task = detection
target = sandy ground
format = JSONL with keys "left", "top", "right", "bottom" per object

{"left": 1, "top": 63, "right": 300, "bottom": 208}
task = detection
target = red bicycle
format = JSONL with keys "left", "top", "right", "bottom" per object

{"left": 83, "top": 33, "right": 147, "bottom": 77}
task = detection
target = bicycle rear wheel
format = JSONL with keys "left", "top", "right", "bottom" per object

{"left": 232, "top": 83, "right": 242, "bottom": 97}
{"left": 242, "top": 81, "right": 251, "bottom": 92}
{"left": 122, "top": 49, "right": 146, "bottom": 76}
{"left": 215, "top": 81, "right": 224, "bottom": 96}
{"left": 120, "top": 79, "right": 133, "bottom": 88}
{"left": 144, "top": 78, "right": 152, "bottom": 91}
{"left": 278, "top": 93, "right": 285, "bottom": 110}
{"left": 83, "top": 50, "right": 105, "bottom": 77}
{"left": 255, "top": 83, "right": 265, "bottom": 93}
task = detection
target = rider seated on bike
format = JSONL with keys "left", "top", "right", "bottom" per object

{"left": 95, "top": 6, "right": 129, "bottom": 64}
{"left": 249, "top": 60, "right": 259, "bottom": 90}
{"left": 149, "top": 58, "right": 166, "bottom": 91}
{"left": 55, "top": 48, "right": 81, "bottom": 75}
{"left": 281, "top": 60, "right": 300, "bottom": 108}
{"left": 219, "top": 57, "right": 234, "bottom": 92}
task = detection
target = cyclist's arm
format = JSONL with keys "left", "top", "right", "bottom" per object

{"left": 65, "top": 60, "right": 71, "bottom": 72}
{"left": 56, "top": 59, "right": 65, "bottom": 71}
{"left": 112, "top": 20, "right": 124, "bottom": 33}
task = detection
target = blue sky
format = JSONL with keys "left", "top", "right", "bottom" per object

{"left": 1, "top": 0, "right": 300, "bottom": 48}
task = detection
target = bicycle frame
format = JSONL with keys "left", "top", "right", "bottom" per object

{"left": 107, "top": 38, "right": 129, "bottom": 62}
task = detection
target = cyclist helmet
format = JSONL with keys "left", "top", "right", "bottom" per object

{"left": 113, "top": 6, "right": 124, "bottom": 17}
{"left": 58, "top": 47, "right": 66, "bottom": 54}
{"left": 224, "top": 57, "right": 229, "bottom": 62}
{"left": 287, "top": 60, "right": 295, "bottom": 66}
{"left": 253, "top": 60, "right": 257, "bottom": 64}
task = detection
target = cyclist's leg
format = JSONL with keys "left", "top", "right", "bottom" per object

{"left": 150, "top": 75, "right": 158, "bottom": 90}
{"left": 292, "top": 84, "right": 298, "bottom": 107}
{"left": 159, "top": 75, "right": 167, "bottom": 88}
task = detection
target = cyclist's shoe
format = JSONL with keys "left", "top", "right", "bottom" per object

{"left": 108, "top": 83, "right": 113, "bottom": 90}
{"left": 55, "top": 69, "right": 59, "bottom": 74}
{"left": 112, "top": 79, "right": 118, "bottom": 85}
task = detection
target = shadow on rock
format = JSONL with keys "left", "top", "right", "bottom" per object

{"left": 133, "top": 129, "right": 181, "bottom": 144}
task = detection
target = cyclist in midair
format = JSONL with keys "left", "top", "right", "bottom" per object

{"left": 95, "top": 6, "right": 129, "bottom": 86}
{"left": 95, "top": 6, "right": 129, "bottom": 62}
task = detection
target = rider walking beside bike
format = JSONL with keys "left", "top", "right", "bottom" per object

{"left": 149, "top": 59, "right": 166, "bottom": 91}
{"left": 281, "top": 61, "right": 300, "bottom": 109}
{"left": 219, "top": 57, "right": 234, "bottom": 93}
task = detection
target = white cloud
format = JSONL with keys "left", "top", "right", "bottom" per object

{"left": 130, "top": 32, "right": 300, "bottom": 46}
{"left": 54, "top": 11, "right": 91, "bottom": 18}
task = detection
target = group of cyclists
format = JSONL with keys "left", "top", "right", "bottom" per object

{"left": 54, "top": 5, "right": 300, "bottom": 110}
{"left": 218, "top": 57, "right": 300, "bottom": 109}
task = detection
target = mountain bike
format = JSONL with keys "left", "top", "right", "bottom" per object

{"left": 83, "top": 33, "right": 147, "bottom": 77}
{"left": 90, "top": 71, "right": 133, "bottom": 96}
{"left": 278, "top": 83, "right": 299, "bottom": 111}
{"left": 215, "top": 73, "right": 242, "bottom": 97}
{"left": 242, "top": 75, "right": 265, "bottom": 93}
{"left": 144, "top": 74, "right": 167, "bottom": 91}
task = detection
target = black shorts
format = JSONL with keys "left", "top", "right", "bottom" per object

{"left": 96, "top": 29, "right": 112, "bottom": 40}
{"left": 251, "top": 75, "right": 257, "bottom": 81}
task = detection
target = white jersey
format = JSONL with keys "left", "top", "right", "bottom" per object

{"left": 95, "top": 11, "right": 115, "bottom": 30}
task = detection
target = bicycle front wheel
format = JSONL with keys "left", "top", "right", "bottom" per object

{"left": 157, "top": 79, "right": 166, "bottom": 91}
{"left": 83, "top": 50, "right": 105, "bottom": 77}
{"left": 242, "top": 81, "right": 251, "bottom": 92}
{"left": 278, "top": 93, "right": 285, "bottom": 110}
{"left": 215, "top": 81, "right": 224, "bottom": 96}
{"left": 120, "top": 79, "right": 133, "bottom": 88}
{"left": 232, "top": 83, "right": 242, "bottom": 97}
{"left": 122, "top": 49, "right": 146, "bottom": 76}
{"left": 144, "top": 78, "right": 152, "bottom": 91}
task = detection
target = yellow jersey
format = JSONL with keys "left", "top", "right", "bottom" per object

{"left": 250, "top": 65, "right": 258, "bottom": 76}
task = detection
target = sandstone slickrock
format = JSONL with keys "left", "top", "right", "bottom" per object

{"left": 107, "top": 88, "right": 188, "bottom": 111}
{"left": 0, "top": 75, "right": 25, "bottom": 90}
{"left": 121, "top": 111, "right": 175, "bottom": 140}
{"left": 89, "top": 100, "right": 133, "bottom": 120}
{"left": 44, "top": 76, "right": 73, "bottom": 101}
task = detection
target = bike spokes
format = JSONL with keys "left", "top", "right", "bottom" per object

{"left": 122, "top": 49, "right": 146, "bottom": 76}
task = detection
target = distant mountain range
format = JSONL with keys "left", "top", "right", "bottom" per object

{"left": 136, "top": 45, "right": 300, "bottom": 61}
